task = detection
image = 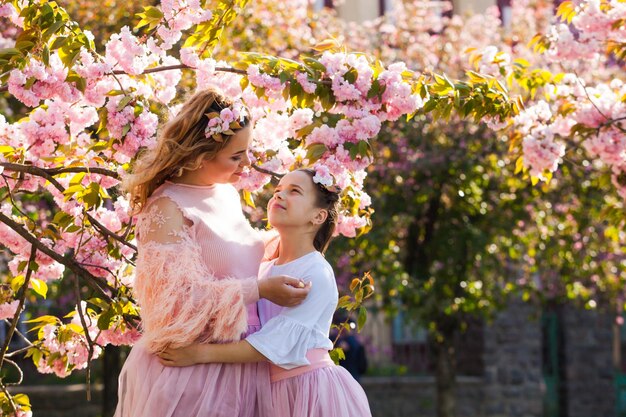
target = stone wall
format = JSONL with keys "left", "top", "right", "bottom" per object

{"left": 482, "top": 299, "right": 543, "bottom": 417}
{"left": 561, "top": 306, "right": 615, "bottom": 417}
{"left": 11, "top": 384, "right": 102, "bottom": 417}
{"left": 362, "top": 376, "right": 484, "bottom": 417}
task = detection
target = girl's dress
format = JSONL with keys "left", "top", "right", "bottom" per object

{"left": 246, "top": 251, "right": 372, "bottom": 417}
{"left": 114, "top": 181, "right": 271, "bottom": 417}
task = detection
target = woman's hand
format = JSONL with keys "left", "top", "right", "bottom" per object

{"left": 258, "top": 275, "right": 311, "bottom": 307}
{"left": 158, "top": 344, "right": 206, "bottom": 367}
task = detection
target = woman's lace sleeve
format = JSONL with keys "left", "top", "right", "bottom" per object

{"left": 133, "top": 197, "right": 250, "bottom": 353}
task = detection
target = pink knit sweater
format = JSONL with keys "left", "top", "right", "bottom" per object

{"left": 132, "top": 181, "right": 264, "bottom": 353}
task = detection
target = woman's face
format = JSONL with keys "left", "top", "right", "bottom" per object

{"left": 267, "top": 170, "right": 327, "bottom": 229}
{"left": 196, "top": 126, "right": 252, "bottom": 184}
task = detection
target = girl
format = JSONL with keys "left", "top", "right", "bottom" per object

{"left": 158, "top": 169, "right": 372, "bottom": 417}
{"left": 114, "top": 89, "right": 310, "bottom": 417}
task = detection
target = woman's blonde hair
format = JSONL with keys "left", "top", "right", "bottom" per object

{"left": 122, "top": 88, "right": 249, "bottom": 214}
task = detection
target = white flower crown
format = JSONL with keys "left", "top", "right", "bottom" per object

{"left": 311, "top": 166, "right": 342, "bottom": 194}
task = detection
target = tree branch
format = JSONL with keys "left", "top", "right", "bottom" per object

{"left": 251, "top": 164, "right": 284, "bottom": 178}
{"left": 2, "top": 322, "right": 33, "bottom": 349}
{"left": 0, "top": 382, "right": 17, "bottom": 414}
{"left": 1, "top": 162, "right": 136, "bottom": 251}
{"left": 3, "top": 358, "right": 24, "bottom": 386}
{"left": 73, "top": 276, "right": 93, "bottom": 401}
{"left": 0, "top": 162, "right": 119, "bottom": 180}
{"left": 110, "top": 64, "right": 246, "bottom": 76}
{"left": 0, "top": 212, "right": 115, "bottom": 302}
{"left": 0, "top": 246, "right": 36, "bottom": 372}
{"left": 86, "top": 211, "right": 137, "bottom": 252}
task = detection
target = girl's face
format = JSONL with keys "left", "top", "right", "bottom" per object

{"left": 195, "top": 126, "right": 252, "bottom": 184}
{"left": 268, "top": 171, "right": 327, "bottom": 229}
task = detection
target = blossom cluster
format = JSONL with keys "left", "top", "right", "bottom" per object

{"left": 239, "top": 51, "right": 422, "bottom": 236}
{"left": 35, "top": 303, "right": 140, "bottom": 378}
{"left": 546, "top": 0, "right": 626, "bottom": 62}
{"left": 205, "top": 102, "right": 248, "bottom": 141}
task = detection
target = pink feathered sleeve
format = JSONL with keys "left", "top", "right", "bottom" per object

{"left": 133, "top": 197, "right": 250, "bottom": 354}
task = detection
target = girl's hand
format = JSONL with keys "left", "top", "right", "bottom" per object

{"left": 258, "top": 275, "right": 311, "bottom": 307}
{"left": 158, "top": 344, "right": 205, "bottom": 367}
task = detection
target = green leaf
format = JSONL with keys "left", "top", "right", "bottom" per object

{"left": 423, "top": 99, "right": 438, "bottom": 113}
{"left": 53, "top": 211, "right": 73, "bottom": 228}
{"left": 58, "top": 45, "right": 81, "bottom": 67}
{"left": 357, "top": 306, "right": 367, "bottom": 331}
{"left": 515, "top": 156, "right": 525, "bottom": 174}
{"left": 329, "top": 347, "right": 345, "bottom": 365}
{"left": 344, "top": 67, "right": 358, "bottom": 84}
{"left": 15, "top": 41, "right": 35, "bottom": 51}
{"left": 70, "top": 172, "right": 86, "bottom": 186}
{"left": 82, "top": 183, "right": 102, "bottom": 209}
{"left": 11, "top": 275, "right": 25, "bottom": 293}
{"left": 0, "top": 48, "right": 22, "bottom": 59}
{"left": 117, "top": 95, "right": 133, "bottom": 111}
{"left": 356, "top": 140, "right": 372, "bottom": 159}
{"left": 305, "top": 143, "right": 327, "bottom": 163}
{"left": 65, "top": 225, "right": 81, "bottom": 233}
{"left": 296, "top": 123, "right": 318, "bottom": 138}
{"left": 144, "top": 5, "right": 164, "bottom": 19}
{"left": 24, "top": 76, "right": 37, "bottom": 89}
{"left": 50, "top": 36, "right": 69, "bottom": 50}
{"left": 63, "top": 184, "right": 84, "bottom": 196}
{"left": 97, "top": 307, "right": 116, "bottom": 330}
{"left": 87, "top": 297, "right": 110, "bottom": 310}
{"left": 42, "top": 20, "right": 66, "bottom": 40}
{"left": 30, "top": 278, "right": 48, "bottom": 299}
{"left": 242, "top": 190, "right": 256, "bottom": 208}
{"left": 337, "top": 295, "right": 352, "bottom": 309}
{"left": 25, "top": 315, "right": 59, "bottom": 325}
{"left": 42, "top": 45, "right": 50, "bottom": 66}
{"left": 13, "top": 393, "right": 31, "bottom": 410}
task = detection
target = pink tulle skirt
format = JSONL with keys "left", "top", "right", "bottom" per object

{"left": 114, "top": 324, "right": 271, "bottom": 417}
{"left": 269, "top": 364, "right": 372, "bottom": 417}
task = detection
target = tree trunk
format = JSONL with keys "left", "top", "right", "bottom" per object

{"left": 102, "top": 345, "right": 122, "bottom": 417}
{"left": 435, "top": 335, "right": 456, "bottom": 417}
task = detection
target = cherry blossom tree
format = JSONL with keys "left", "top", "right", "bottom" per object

{"left": 318, "top": 2, "right": 626, "bottom": 416}
{"left": 0, "top": 0, "right": 519, "bottom": 414}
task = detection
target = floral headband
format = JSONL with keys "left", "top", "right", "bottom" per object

{"left": 204, "top": 102, "right": 248, "bottom": 142}
{"left": 311, "top": 166, "right": 342, "bottom": 194}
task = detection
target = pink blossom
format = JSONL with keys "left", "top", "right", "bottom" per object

{"left": 8, "top": 55, "right": 79, "bottom": 107}
{"left": 522, "top": 133, "right": 565, "bottom": 179}
{"left": 97, "top": 326, "right": 141, "bottom": 346}
{"left": 151, "top": 56, "right": 182, "bottom": 104}
{"left": 0, "top": 300, "right": 20, "bottom": 320}
{"left": 295, "top": 72, "right": 317, "bottom": 94}
{"left": 335, "top": 214, "right": 368, "bottom": 238}
{"left": 582, "top": 128, "right": 626, "bottom": 167}
{"left": 288, "top": 108, "right": 314, "bottom": 136}
{"left": 247, "top": 65, "right": 284, "bottom": 96}
{"left": 305, "top": 125, "right": 340, "bottom": 148}
{"left": 105, "top": 26, "right": 158, "bottom": 75}
{"left": 253, "top": 112, "right": 290, "bottom": 149}
{"left": 0, "top": 3, "right": 23, "bottom": 27}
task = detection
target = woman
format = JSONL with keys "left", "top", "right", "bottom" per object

{"left": 158, "top": 169, "right": 372, "bottom": 417}
{"left": 114, "top": 89, "right": 310, "bottom": 417}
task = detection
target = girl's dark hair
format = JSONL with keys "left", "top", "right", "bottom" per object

{"left": 299, "top": 169, "right": 340, "bottom": 254}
